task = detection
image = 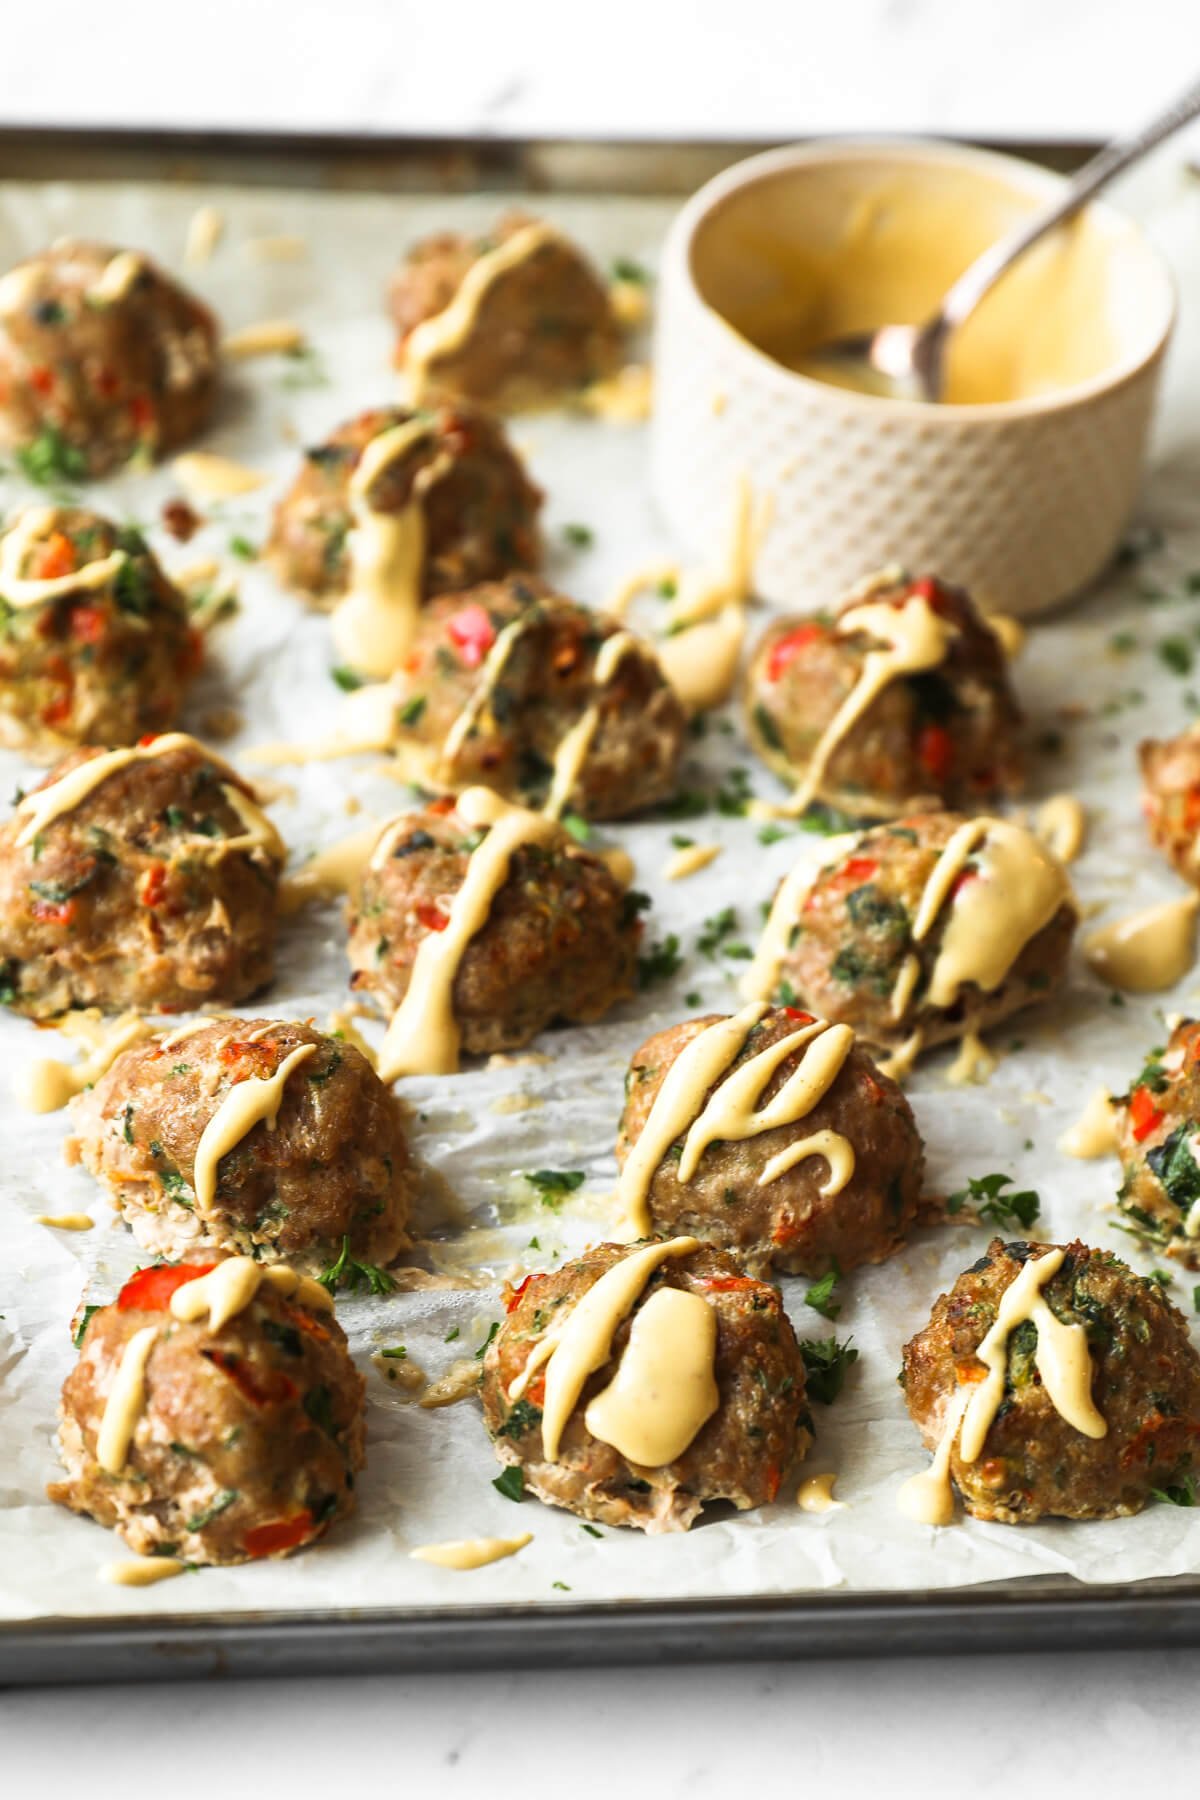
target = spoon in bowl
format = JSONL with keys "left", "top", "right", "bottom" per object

{"left": 804, "top": 74, "right": 1200, "bottom": 403}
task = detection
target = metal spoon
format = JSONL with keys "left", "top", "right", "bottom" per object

{"left": 805, "top": 75, "right": 1200, "bottom": 403}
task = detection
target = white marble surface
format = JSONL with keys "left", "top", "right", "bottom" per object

{"left": 5, "top": 0, "right": 1200, "bottom": 1773}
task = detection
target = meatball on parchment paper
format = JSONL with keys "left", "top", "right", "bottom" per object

{"left": 5, "top": 172, "right": 1200, "bottom": 1621}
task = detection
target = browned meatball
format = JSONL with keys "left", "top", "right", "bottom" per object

{"left": 1111, "top": 1019, "right": 1200, "bottom": 1265}
{"left": 347, "top": 796, "right": 641, "bottom": 1056}
{"left": 49, "top": 1259, "right": 364, "bottom": 1564}
{"left": 391, "top": 212, "right": 622, "bottom": 411}
{"left": 66, "top": 1018, "right": 415, "bottom": 1271}
{"left": 617, "top": 1006, "right": 926, "bottom": 1276}
{"left": 0, "top": 734, "right": 283, "bottom": 1018}
{"left": 480, "top": 1240, "right": 809, "bottom": 1532}
{"left": 388, "top": 576, "right": 685, "bottom": 820}
{"left": 1139, "top": 728, "right": 1200, "bottom": 885}
{"left": 0, "top": 241, "right": 218, "bottom": 477}
{"left": 266, "top": 402, "right": 543, "bottom": 609}
{"left": 757, "top": 812, "right": 1076, "bottom": 1057}
{"left": 902, "top": 1237, "right": 1200, "bottom": 1524}
{"left": 743, "top": 573, "right": 1023, "bottom": 819}
{"left": 0, "top": 505, "right": 201, "bottom": 756}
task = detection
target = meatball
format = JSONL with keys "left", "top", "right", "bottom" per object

{"left": 0, "top": 504, "right": 200, "bottom": 755}
{"left": 0, "top": 240, "right": 218, "bottom": 477}
{"left": 480, "top": 1238, "right": 809, "bottom": 1532}
{"left": 266, "top": 402, "right": 542, "bottom": 609}
{"left": 390, "top": 211, "right": 622, "bottom": 410}
{"left": 0, "top": 733, "right": 283, "bottom": 1018}
{"left": 388, "top": 576, "right": 686, "bottom": 820}
{"left": 616, "top": 1005, "right": 926, "bottom": 1276}
{"left": 1111, "top": 1019, "right": 1200, "bottom": 1265}
{"left": 1139, "top": 727, "right": 1200, "bottom": 885}
{"left": 902, "top": 1237, "right": 1200, "bottom": 1524}
{"left": 66, "top": 1017, "right": 415, "bottom": 1271}
{"left": 743, "top": 572, "right": 1023, "bottom": 819}
{"left": 49, "top": 1259, "right": 364, "bottom": 1563}
{"left": 347, "top": 791, "right": 640, "bottom": 1061}
{"left": 752, "top": 812, "right": 1076, "bottom": 1058}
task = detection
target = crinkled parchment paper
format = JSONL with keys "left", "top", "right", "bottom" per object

{"left": 4, "top": 161, "right": 1200, "bottom": 1624}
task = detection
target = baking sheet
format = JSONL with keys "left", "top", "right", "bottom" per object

{"left": 4, "top": 162, "right": 1200, "bottom": 1628}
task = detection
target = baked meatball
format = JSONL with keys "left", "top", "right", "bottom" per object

{"left": 480, "top": 1238, "right": 809, "bottom": 1532}
{"left": 744, "top": 572, "right": 1023, "bottom": 819}
{"left": 751, "top": 812, "right": 1076, "bottom": 1058}
{"left": 617, "top": 1005, "right": 926, "bottom": 1276}
{"left": 390, "top": 211, "right": 622, "bottom": 410}
{"left": 66, "top": 1017, "right": 415, "bottom": 1271}
{"left": 388, "top": 576, "right": 686, "bottom": 819}
{"left": 0, "top": 504, "right": 200, "bottom": 755}
{"left": 0, "top": 733, "right": 283, "bottom": 1018}
{"left": 1139, "top": 727, "right": 1200, "bottom": 885}
{"left": 0, "top": 240, "right": 218, "bottom": 477}
{"left": 348, "top": 792, "right": 640, "bottom": 1061}
{"left": 266, "top": 402, "right": 542, "bottom": 609}
{"left": 1112, "top": 1019, "right": 1200, "bottom": 1264}
{"left": 49, "top": 1259, "right": 364, "bottom": 1563}
{"left": 902, "top": 1237, "right": 1200, "bottom": 1524}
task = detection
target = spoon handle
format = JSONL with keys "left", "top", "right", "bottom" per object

{"left": 940, "top": 73, "right": 1200, "bottom": 333}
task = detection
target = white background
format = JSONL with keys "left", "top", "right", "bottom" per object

{"left": 5, "top": 0, "right": 1200, "bottom": 1787}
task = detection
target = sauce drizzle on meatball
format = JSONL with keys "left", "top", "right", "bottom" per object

{"left": 403, "top": 222, "right": 560, "bottom": 391}
{"left": 583, "top": 1285, "right": 719, "bottom": 1466}
{"left": 330, "top": 417, "right": 435, "bottom": 678}
{"left": 191, "top": 1041, "right": 317, "bottom": 1211}
{"left": 169, "top": 1256, "right": 334, "bottom": 1329}
{"left": 0, "top": 505, "right": 128, "bottom": 606}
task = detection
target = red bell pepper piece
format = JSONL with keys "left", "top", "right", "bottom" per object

{"left": 766, "top": 622, "right": 822, "bottom": 683}
{"left": 446, "top": 603, "right": 497, "bottom": 668}
{"left": 242, "top": 1511, "right": 315, "bottom": 1558}
{"left": 1129, "top": 1085, "right": 1165, "bottom": 1142}
{"left": 118, "top": 1263, "right": 217, "bottom": 1312}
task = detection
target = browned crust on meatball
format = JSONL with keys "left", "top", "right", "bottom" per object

{"left": 66, "top": 1018, "right": 415, "bottom": 1271}
{"left": 902, "top": 1236, "right": 1200, "bottom": 1523}
{"left": 0, "top": 507, "right": 200, "bottom": 756}
{"left": 266, "top": 402, "right": 543, "bottom": 608}
{"left": 0, "top": 740, "right": 282, "bottom": 1018}
{"left": 390, "top": 576, "right": 686, "bottom": 820}
{"left": 1139, "top": 728, "right": 1200, "bottom": 887}
{"left": 0, "top": 241, "right": 218, "bottom": 476}
{"left": 389, "top": 212, "right": 622, "bottom": 410}
{"left": 49, "top": 1275, "right": 365, "bottom": 1563}
{"left": 480, "top": 1241, "right": 809, "bottom": 1532}
{"left": 743, "top": 576, "right": 1023, "bottom": 819}
{"left": 1112, "top": 1017, "right": 1200, "bottom": 1265}
{"left": 617, "top": 1008, "right": 926, "bottom": 1276}
{"left": 347, "top": 799, "right": 640, "bottom": 1055}
{"left": 772, "top": 812, "right": 1075, "bottom": 1054}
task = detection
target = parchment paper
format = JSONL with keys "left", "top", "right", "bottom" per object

{"left": 4, "top": 162, "right": 1200, "bottom": 1624}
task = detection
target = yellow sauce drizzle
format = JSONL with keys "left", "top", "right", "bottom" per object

{"left": 376, "top": 789, "right": 561, "bottom": 1082}
{"left": 889, "top": 952, "right": 922, "bottom": 1022}
{"left": 184, "top": 204, "right": 224, "bottom": 267}
{"left": 17, "top": 1011, "right": 149, "bottom": 1114}
{"left": 877, "top": 1030, "right": 925, "bottom": 1082}
{"left": 583, "top": 1286, "right": 719, "bottom": 1465}
{"left": 946, "top": 1029, "right": 998, "bottom": 1087}
{"left": 1084, "top": 895, "right": 1200, "bottom": 993}
{"left": 172, "top": 453, "right": 268, "bottom": 500}
{"left": 34, "top": 1212, "right": 94, "bottom": 1230}
{"left": 278, "top": 825, "right": 382, "bottom": 914}
{"left": 331, "top": 419, "right": 436, "bottom": 679}
{"left": 677, "top": 1019, "right": 854, "bottom": 1179}
{"left": 605, "top": 560, "right": 679, "bottom": 621}
{"left": 168, "top": 1256, "right": 334, "bottom": 1331}
{"left": 403, "top": 221, "right": 561, "bottom": 393}
{"left": 191, "top": 1043, "right": 317, "bottom": 1213}
{"left": 541, "top": 631, "right": 649, "bottom": 818}
{"left": 797, "top": 1473, "right": 843, "bottom": 1514}
{"left": 410, "top": 1534, "right": 532, "bottom": 1570}
{"left": 741, "top": 861, "right": 821, "bottom": 1006}
{"left": 222, "top": 318, "right": 306, "bottom": 359}
{"left": 96, "top": 1324, "right": 159, "bottom": 1474}
{"left": 898, "top": 1248, "right": 1106, "bottom": 1526}
{"left": 663, "top": 842, "right": 722, "bottom": 882}
{"left": 1059, "top": 1087, "right": 1118, "bottom": 1159}
{"left": 984, "top": 613, "right": 1026, "bottom": 659}
{"left": 100, "top": 1557, "right": 186, "bottom": 1587}
{"left": 656, "top": 606, "right": 746, "bottom": 714}
{"left": 0, "top": 506, "right": 128, "bottom": 608}
{"left": 89, "top": 251, "right": 145, "bottom": 304}
{"left": 665, "top": 475, "right": 770, "bottom": 630}
{"left": 578, "top": 363, "right": 653, "bottom": 422}
{"left": 1036, "top": 793, "right": 1087, "bottom": 864}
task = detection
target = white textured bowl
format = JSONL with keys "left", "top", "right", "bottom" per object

{"left": 651, "top": 139, "right": 1176, "bottom": 618}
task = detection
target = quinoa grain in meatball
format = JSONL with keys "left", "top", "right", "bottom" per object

{"left": 902, "top": 1237, "right": 1200, "bottom": 1524}
{"left": 0, "top": 241, "right": 218, "bottom": 477}
{"left": 388, "top": 576, "right": 685, "bottom": 819}
{"left": 67, "top": 1018, "right": 415, "bottom": 1271}
{"left": 267, "top": 402, "right": 542, "bottom": 609}
{"left": 744, "top": 571, "right": 1023, "bottom": 819}
{"left": 481, "top": 1238, "right": 809, "bottom": 1532}
{"left": 1112, "top": 1019, "right": 1200, "bottom": 1264}
{"left": 1139, "top": 727, "right": 1200, "bottom": 885}
{"left": 616, "top": 1005, "right": 925, "bottom": 1276}
{"left": 50, "top": 1259, "right": 364, "bottom": 1563}
{"left": 0, "top": 504, "right": 200, "bottom": 755}
{"left": 748, "top": 812, "right": 1076, "bottom": 1060}
{"left": 391, "top": 212, "right": 622, "bottom": 410}
{"left": 0, "top": 733, "right": 283, "bottom": 1018}
{"left": 349, "top": 789, "right": 641, "bottom": 1071}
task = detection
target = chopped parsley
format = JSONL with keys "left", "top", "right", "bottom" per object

{"left": 580, "top": 1523, "right": 603, "bottom": 1538}
{"left": 73, "top": 1303, "right": 102, "bottom": 1348}
{"left": 16, "top": 426, "right": 86, "bottom": 489}
{"left": 397, "top": 694, "right": 427, "bottom": 727}
{"left": 1158, "top": 636, "right": 1194, "bottom": 676}
{"left": 444, "top": 1326, "right": 460, "bottom": 1343}
{"left": 492, "top": 1465, "right": 525, "bottom": 1502}
{"left": 317, "top": 1235, "right": 396, "bottom": 1296}
{"left": 946, "top": 1172, "right": 1041, "bottom": 1231}
{"left": 498, "top": 1398, "right": 542, "bottom": 1440}
{"left": 523, "top": 1169, "right": 586, "bottom": 1209}
{"left": 804, "top": 1263, "right": 842, "bottom": 1321}
{"left": 331, "top": 664, "right": 364, "bottom": 692}
{"left": 612, "top": 257, "right": 649, "bottom": 284}
{"left": 1151, "top": 1474, "right": 1197, "bottom": 1507}
{"left": 561, "top": 522, "right": 594, "bottom": 548}
{"left": 697, "top": 906, "right": 739, "bottom": 959}
{"left": 561, "top": 811, "right": 591, "bottom": 844}
{"left": 1146, "top": 1124, "right": 1200, "bottom": 1222}
{"left": 185, "top": 1489, "right": 239, "bottom": 1530}
{"left": 474, "top": 1321, "right": 500, "bottom": 1360}
{"left": 798, "top": 1335, "right": 859, "bottom": 1405}
{"left": 379, "top": 1344, "right": 408, "bottom": 1360}
{"left": 228, "top": 534, "right": 257, "bottom": 561}
{"left": 638, "top": 933, "right": 682, "bottom": 988}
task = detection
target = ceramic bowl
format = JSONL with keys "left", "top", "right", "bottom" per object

{"left": 651, "top": 138, "right": 1176, "bottom": 617}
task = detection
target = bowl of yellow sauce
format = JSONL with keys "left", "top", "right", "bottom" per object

{"left": 652, "top": 138, "right": 1175, "bottom": 617}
